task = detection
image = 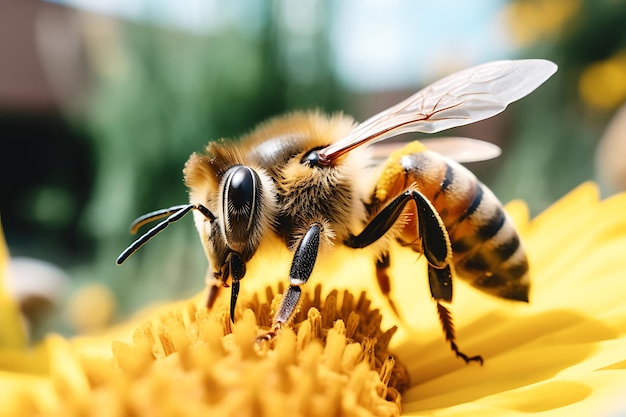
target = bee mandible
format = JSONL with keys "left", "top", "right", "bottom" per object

{"left": 117, "top": 59, "right": 557, "bottom": 364}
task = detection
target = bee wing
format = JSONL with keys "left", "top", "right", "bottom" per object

{"left": 419, "top": 137, "right": 502, "bottom": 163}
{"left": 319, "top": 59, "right": 557, "bottom": 163}
{"left": 370, "top": 137, "right": 501, "bottom": 164}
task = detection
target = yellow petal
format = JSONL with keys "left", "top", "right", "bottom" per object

{"left": 0, "top": 218, "right": 28, "bottom": 349}
{"left": 2, "top": 182, "right": 626, "bottom": 416}
{"left": 396, "top": 182, "right": 626, "bottom": 415}
{"left": 0, "top": 372, "right": 56, "bottom": 415}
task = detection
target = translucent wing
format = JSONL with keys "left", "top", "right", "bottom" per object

{"left": 370, "top": 137, "right": 501, "bottom": 164}
{"left": 318, "top": 59, "right": 557, "bottom": 164}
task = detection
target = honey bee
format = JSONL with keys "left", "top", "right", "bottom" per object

{"left": 118, "top": 59, "right": 557, "bottom": 364}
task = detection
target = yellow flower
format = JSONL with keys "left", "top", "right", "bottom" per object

{"left": 579, "top": 50, "right": 626, "bottom": 111}
{"left": 398, "top": 183, "right": 626, "bottom": 415}
{"left": 502, "top": 0, "right": 581, "bottom": 47}
{"left": 1, "top": 182, "right": 626, "bottom": 416}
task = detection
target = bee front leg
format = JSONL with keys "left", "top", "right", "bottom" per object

{"left": 205, "top": 269, "right": 221, "bottom": 309}
{"left": 258, "top": 223, "right": 321, "bottom": 341}
{"left": 225, "top": 252, "right": 246, "bottom": 322}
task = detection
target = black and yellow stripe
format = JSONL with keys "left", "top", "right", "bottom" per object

{"left": 375, "top": 145, "right": 530, "bottom": 302}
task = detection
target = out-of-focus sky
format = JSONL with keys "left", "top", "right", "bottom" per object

{"left": 46, "top": 0, "right": 515, "bottom": 91}
{"left": 331, "top": 0, "right": 514, "bottom": 90}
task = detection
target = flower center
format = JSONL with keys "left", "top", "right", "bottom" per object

{"left": 26, "top": 284, "right": 408, "bottom": 416}
{"left": 104, "top": 284, "right": 409, "bottom": 416}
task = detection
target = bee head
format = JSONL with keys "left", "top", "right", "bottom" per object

{"left": 185, "top": 147, "right": 279, "bottom": 276}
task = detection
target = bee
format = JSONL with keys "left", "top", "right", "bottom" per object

{"left": 118, "top": 59, "right": 557, "bottom": 364}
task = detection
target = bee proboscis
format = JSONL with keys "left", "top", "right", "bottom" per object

{"left": 118, "top": 59, "right": 557, "bottom": 364}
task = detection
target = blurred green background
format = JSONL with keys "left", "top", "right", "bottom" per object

{"left": 1, "top": 0, "right": 625, "bottom": 339}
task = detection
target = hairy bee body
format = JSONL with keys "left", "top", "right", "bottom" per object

{"left": 185, "top": 111, "right": 528, "bottom": 303}
{"left": 184, "top": 112, "right": 373, "bottom": 255}
{"left": 119, "top": 59, "right": 557, "bottom": 363}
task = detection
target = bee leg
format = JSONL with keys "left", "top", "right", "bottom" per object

{"left": 205, "top": 269, "right": 221, "bottom": 309}
{"left": 428, "top": 257, "right": 481, "bottom": 364}
{"left": 347, "top": 190, "right": 449, "bottom": 267}
{"left": 376, "top": 252, "right": 402, "bottom": 318}
{"left": 348, "top": 189, "right": 482, "bottom": 364}
{"left": 258, "top": 223, "right": 322, "bottom": 342}
{"left": 226, "top": 252, "right": 246, "bottom": 323}
{"left": 436, "top": 300, "right": 483, "bottom": 365}
{"left": 230, "top": 279, "right": 241, "bottom": 323}
{"left": 276, "top": 223, "right": 321, "bottom": 323}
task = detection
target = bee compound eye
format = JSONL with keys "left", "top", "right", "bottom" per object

{"left": 227, "top": 166, "right": 255, "bottom": 210}
{"left": 221, "top": 165, "right": 262, "bottom": 252}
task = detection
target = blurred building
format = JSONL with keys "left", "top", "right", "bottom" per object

{"left": 0, "top": 0, "right": 93, "bottom": 262}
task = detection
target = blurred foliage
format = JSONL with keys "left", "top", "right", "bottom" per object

{"left": 0, "top": 113, "right": 94, "bottom": 264}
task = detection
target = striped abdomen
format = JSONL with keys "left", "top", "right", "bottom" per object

{"left": 375, "top": 144, "right": 530, "bottom": 302}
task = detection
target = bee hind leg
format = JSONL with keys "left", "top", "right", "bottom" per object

{"left": 436, "top": 300, "right": 483, "bottom": 365}
{"left": 348, "top": 188, "right": 482, "bottom": 364}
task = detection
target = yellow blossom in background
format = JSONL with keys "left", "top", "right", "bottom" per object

{"left": 502, "top": 0, "right": 580, "bottom": 47}
{"left": 1, "top": 182, "right": 626, "bottom": 416}
{"left": 579, "top": 50, "right": 626, "bottom": 111}
{"left": 65, "top": 283, "right": 117, "bottom": 333}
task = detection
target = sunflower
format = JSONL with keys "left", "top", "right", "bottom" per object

{"left": 1, "top": 182, "right": 626, "bottom": 416}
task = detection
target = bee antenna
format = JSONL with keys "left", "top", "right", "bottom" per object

{"left": 116, "top": 203, "right": 215, "bottom": 265}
